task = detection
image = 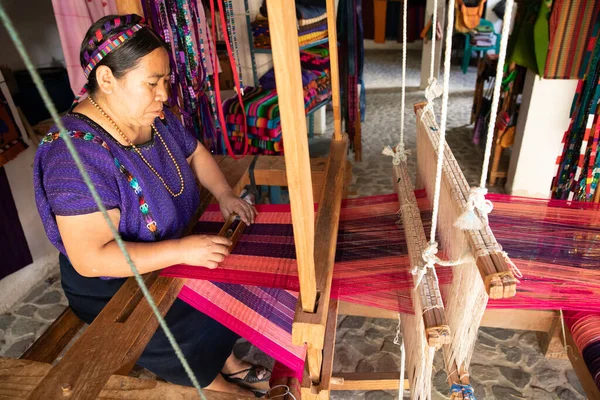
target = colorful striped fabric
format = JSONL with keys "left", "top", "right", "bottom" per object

{"left": 544, "top": 0, "right": 600, "bottom": 79}
{"left": 552, "top": 19, "right": 600, "bottom": 201}
{"left": 162, "top": 192, "right": 600, "bottom": 380}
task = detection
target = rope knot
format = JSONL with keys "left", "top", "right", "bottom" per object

{"left": 421, "top": 77, "right": 443, "bottom": 120}
{"left": 382, "top": 143, "right": 411, "bottom": 165}
{"left": 411, "top": 242, "right": 439, "bottom": 288}
{"left": 454, "top": 187, "right": 493, "bottom": 230}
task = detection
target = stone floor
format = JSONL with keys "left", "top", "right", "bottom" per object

{"left": 0, "top": 50, "right": 583, "bottom": 399}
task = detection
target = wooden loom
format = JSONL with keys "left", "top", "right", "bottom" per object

{"left": 1, "top": 1, "right": 600, "bottom": 400}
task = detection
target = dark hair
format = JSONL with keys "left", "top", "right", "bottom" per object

{"left": 80, "top": 14, "right": 169, "bottom": 94}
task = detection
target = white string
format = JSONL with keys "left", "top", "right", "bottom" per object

{"left": 412, "top": 242, "right": 469, "bottom": 288}
{"left": 393, "top": 314, "right": 406, "bottom": 400}
{"left": 558, "top": 309, "right": 576, "bottom": 360}
{"left": 421, "top": 0, "right": 442, "bottom": 121}
{"left": 423, "top": 0, "right": 457, "bottom": 277}
{"left": 382, "top": 0, "right": 410, "bottom": 165}
{"left": 458, "top": 0, "right": 515, "bottom": 230}
{"left": 266, "top": 385, "right": 297, "bottom": 400}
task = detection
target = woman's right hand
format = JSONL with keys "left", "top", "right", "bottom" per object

{"left": 178, "top": 235, "right": 232, "bottom": 269}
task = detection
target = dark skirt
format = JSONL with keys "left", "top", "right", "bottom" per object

{"left": 59, "top": 253, "right": 239, "bottom": 387}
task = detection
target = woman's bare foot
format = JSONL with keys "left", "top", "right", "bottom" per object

{"left": 221, "top": 353, "right": 270, "bottom": 391}
{"left": 205, "top": 373, "right": 255, "bottom": 396}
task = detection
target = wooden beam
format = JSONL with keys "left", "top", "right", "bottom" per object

{"left": 536, "top": 311, "right": 567, "bottom": 360}
{"left": 325, "top": 0, "right": 342, "bottom": 140}
{"left": 20, "top": 308, "right": 84, "bottom": 364}
{"left": 266, "top": 0, "right": 317, "bottom": 312}
{"left": 330, "top": 373, "right": 408, "bottom": 391}
{"left": 28, "top": 274, "right": 184, "bottom": 399}
{"left": 565, "top": 326, "right": 600, "bottom": 400}
{"left": 373, "top": 0, "right": 387, "bottom": 43}
{"left": 394, "top": 163, "right": 451, "bottom": 347}
{"left": 293, "top": 139, "right": 348, "bottom": 349}
{"left": 301, "top": 300, "right": 339, "bottom": 399}
{"left": 338, "top": 301, "right": 557, "bottom": 333}
{"left": 115, "top": 0, "right": 143, "bottom": 16}
{"left": 252, "top": 156, "right": 353, "bottom": 202}
{"left": 0, "top": 358, "right": 252, "bottom": 400}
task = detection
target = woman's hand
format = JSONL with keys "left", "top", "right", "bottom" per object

{"left": 179, "top": 235, "right": 232, "bottom": 269}
{"left": 218, "top": 190, "right": 258, "bottom": 225}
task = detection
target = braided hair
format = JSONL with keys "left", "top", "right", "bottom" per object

{"left": 80, "top": 14, "right": 168, "bottom": 95}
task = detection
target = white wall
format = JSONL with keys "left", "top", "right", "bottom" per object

{"left": 0, "top": 0, "right": 65, "bottom": 70}
{"left": 0, "top": 73, "right": 58, "bottom": 313}
{"left": 506, "top": 70, "right": 578, "bottom": 198}
{"left": 0, "top": 147, "right": 59, "bottom": 314}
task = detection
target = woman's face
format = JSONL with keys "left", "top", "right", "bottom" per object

{"left": 111, "top": 47, "right": 171, "bottom": 128}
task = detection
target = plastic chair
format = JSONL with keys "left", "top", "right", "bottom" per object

{"left": 462, "top": 19, "right": 500, "bottom": 74}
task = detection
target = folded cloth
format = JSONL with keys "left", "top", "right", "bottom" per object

{"left": 260, "top": 0, "right": 326, "bottom": 21}
{"left": 298, "top": 13, "right": 327, "bottom": 26}
{"left": 298, "top": 22, "right": 328, "bottom": 36}
{"left": 298, "top": 31, "right": 328, "bottom": 46}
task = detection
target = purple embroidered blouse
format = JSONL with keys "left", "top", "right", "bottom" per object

{"left": 34, "top": 110, "right": 201, "bottom": 255}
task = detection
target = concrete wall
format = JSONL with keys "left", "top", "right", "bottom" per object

{"left": 0, "top": 0, "right": 65, "bottom": 70}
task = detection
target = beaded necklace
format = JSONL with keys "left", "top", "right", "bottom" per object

{"left": 88, "top": 96, "right": 185, "bottom": 198}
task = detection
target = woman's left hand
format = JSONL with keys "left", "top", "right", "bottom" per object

{"left": 218, "top": 190, "right": 258, "bottom": 225}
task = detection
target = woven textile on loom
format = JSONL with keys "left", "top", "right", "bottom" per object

{"left": 162, "top": 192, "right": 600, "bottom": 376}
{"left": 223, "top": 48, "right": 331, "bottom": 155}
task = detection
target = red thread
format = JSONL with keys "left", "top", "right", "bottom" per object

{"left": 210, "top": 0, "right": 248, "bottom": 159}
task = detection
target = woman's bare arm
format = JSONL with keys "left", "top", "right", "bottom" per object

{"left": 57, "top": 209, "right": 231, "bottom": 278}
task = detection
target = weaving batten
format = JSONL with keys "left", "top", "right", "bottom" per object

{"left": 0, "top": 5, "right": 210, "bottom": 399}
{"left": 395, "top": 165, "right": 450, "bottom": 348}
{"left": 415, "top": 103, "right": 487, "bottom": 393}
{"left": 417, "top": 104, "right": 517, "bottom": 298}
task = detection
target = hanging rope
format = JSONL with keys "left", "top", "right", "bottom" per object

{"left": 413, "top": 0, "right": 458, "bottom": 285}
{"left": 421, "top": 0, "right": 443, "bottom": 120}
{"left": 382, "top": 0, "right": 411, "bottom": 164}
{"left": 0, "top": 6, "right": 207, "bottom": 399}
{"left": 393, "top": 314, "right": 406, "bottom": 399}
{"left": 455, "top": 0, "right": 515, "bottom": 230}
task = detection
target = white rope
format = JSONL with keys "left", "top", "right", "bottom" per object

{"left": 382, "top": 0, "right": 410, "bottom": 165}
{"left": 412, "top": 242, "right": 468, "bottom": 288}
{"left": 393, "top": 314, "right": 406, "bottom": 400}
{"left": 423, "top": 0, "right": 456, "bottom": 276}
{"left": 421, "top": 0, "right": 443, "bottom": 121}
{"left": 266, "top": 385, "right": 297, "bottom": 400}
{"left": 458, "top": 0, "right": 516, "bottom": 230}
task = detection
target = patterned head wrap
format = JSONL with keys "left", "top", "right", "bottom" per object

{"left": 73, "top": 15, "right": 146, "bottom": 105}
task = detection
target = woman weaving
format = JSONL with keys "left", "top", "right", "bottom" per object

{"left": 33, "top": 14, "right": 268, "bottom": 396}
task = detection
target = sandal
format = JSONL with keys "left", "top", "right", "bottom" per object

{"left": 221, "top": 365, "right": 271, "bottom": 388}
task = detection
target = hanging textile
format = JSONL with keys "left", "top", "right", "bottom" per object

{"left": 0, "top": 167, "right": 33, "bottom": 280}
{"left": 543, "top": 0, "right": 600, "bottom": 79}
{"left": 338, "top": 0, "right": 365, "bottom": 150}
{"left": 552, "top": 22, "right": 600, "bottom": 202}
{"left": 0, "top": 89, "right": 27, "bottom": 167}
{"left": 162, "top": 191, "right": 600, "bottom": 381}
{"left": 505, "top": 0, "right": 542, "bottom": 74}
{"left": 141, "top": 0, "right": 225, "bottom": 153}
{"left": 51, "top": 0, "right": 117, "bottom": 96}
